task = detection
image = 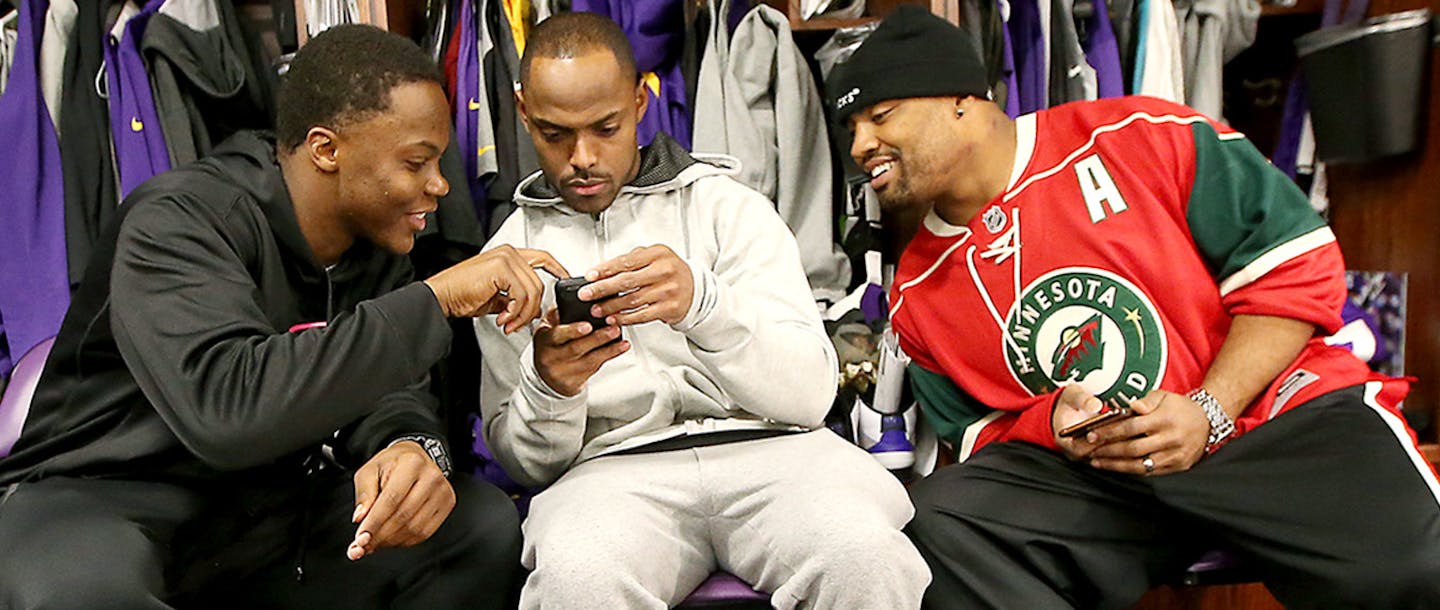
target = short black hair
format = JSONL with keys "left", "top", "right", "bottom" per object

{"left": 275, "top": 24, "right": 445, "bottom": 152}
{"left": 519, "top": 12, "right": 638, "bottom": 89}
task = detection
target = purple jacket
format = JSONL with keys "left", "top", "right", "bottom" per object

{"left": 0, "top": 0, "right": 69, "bottom": 375}
{"left": 1000, "top": 0, "right": 1020, "bottom": 117}
{"left": 1082, "top": 0, "right": 1125, "bottom": 98}
{"left": 573, "top": 0, "right": 692, "bottom": 149}
{"left": 1008, "top": 0, "right": 1047, "bottom": 113}
{"left": 104, "top": 0, "right": 170, "bottom": 196}
{"left": 453, "top": 0, "right": 487, "bottom": 221}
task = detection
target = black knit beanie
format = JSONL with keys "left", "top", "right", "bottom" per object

{"left": 827, "top": 6, "right": 990, "bottom": 123}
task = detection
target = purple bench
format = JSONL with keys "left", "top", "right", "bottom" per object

{"left": 0, "top": 336, "right": 53, "bottom": 458}
{"left": 677, "top": 572, "right": 769, "bottom": 608}
{"left": 1177, "top": 549, "right": 1252, "bottom": 586}
{"left": 670, "top": 551, "right": 1252, "bottom": 607}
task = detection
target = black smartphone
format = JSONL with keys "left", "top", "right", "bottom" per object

{"left": 555, "top": 277, "right": 608, "bottom": 328}
{"left": 1058, "top": 406, "right": 1135, "bottom": 439}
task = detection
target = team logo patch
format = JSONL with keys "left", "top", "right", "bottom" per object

{"left": 1003, "top": 268, "right": 1167, "bottom": 402}
{"left": 982, "top": 206, "right": 1007, "bottom": 233}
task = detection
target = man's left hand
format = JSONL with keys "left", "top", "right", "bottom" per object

{"left": 1084, "top": 390, "right": 1210, "bottom": 476}
{"left": 580, "top": 245, "right": 694, "bottom": 326}
{"left": 347, "top": 440, "right": 455, "bottom": 560}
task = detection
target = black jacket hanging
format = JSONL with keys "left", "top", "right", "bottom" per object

{"left": 59, "top": 0, "right": 120, "bottom": 288}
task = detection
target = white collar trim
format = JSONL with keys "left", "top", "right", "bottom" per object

{"left": 1007, "top": 113, "right": 1036, "bottom": 192}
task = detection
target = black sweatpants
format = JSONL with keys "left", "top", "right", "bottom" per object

{"left": 0, "top": 471, "right": 522, "bottom": 610}
{"left": 906, "top": 385, "right": 1440, "bottom": 610}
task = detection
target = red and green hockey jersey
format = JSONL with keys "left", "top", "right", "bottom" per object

{"left": 891, "top": 96, "right": 1409, "bottom": 459}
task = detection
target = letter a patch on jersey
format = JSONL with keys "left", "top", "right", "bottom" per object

{"left": 1075, "top": 154, "right": 1128, "bottom": 223}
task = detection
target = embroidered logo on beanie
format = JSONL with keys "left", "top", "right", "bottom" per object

{"left": 826, "top": 6, "right": 990, "bottom": 122}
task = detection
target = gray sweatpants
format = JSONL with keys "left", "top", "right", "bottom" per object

{"left": 518, "top": 429, "right": 931, "bottom": 609}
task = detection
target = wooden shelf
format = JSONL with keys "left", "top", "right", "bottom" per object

{"left": 761, "top": 0, "right": 960, "bottom": 30}
{"left": 292, "top": 0, "right": 423, "bottom": 46}
{"left": 790, "top": 16, "right": 881, "bottom": 30}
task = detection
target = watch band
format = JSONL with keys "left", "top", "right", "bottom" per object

{"left": 1187, "top": 387, "right": 1235, "bottom": 453}
{"left": 388, "top": 434, "right": 453, "bottom": 478}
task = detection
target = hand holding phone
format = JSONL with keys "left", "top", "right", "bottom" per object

{"left": 555, "top": 277, "right": 609, "bottom": 329}
{"left": 1058, "top": 406, "right": 1135, "bottom": 438}
{"left": 1059, "top": 394, "right": 1134, "bottom": 437}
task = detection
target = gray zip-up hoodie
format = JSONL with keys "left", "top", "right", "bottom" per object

{"left": 475, "top": 134, "right": 839, "bottom": 488}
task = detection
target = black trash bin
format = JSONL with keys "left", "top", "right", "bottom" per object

{"left": 1295, "top": 9, "right": 1433, "bottom": 163}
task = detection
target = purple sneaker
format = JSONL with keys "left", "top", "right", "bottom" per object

{"left": 869, "top": 413, "right": 915, "bottom": 470}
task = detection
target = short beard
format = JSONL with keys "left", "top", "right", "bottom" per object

{"left": 876, "top": 183, "right": 924, "bottom": 211}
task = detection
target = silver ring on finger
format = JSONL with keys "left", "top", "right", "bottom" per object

{"left": 1141, "top": 455, "right": 1155, "bottom": 475}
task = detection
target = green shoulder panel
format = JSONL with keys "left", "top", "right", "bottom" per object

{"left": 908, "top": 363, "right": 997, "bottom": 450}
{"left": 1185, "top": 122, "right": 1327, "bottom": 282}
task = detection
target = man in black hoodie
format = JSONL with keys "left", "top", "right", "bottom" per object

{"left": 0, "top": 25, "right": 561, "bottom": 609}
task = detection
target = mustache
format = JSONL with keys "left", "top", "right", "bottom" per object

{"left": 858, "top": 148, "right": 902, "bottom": 166}
{"left": 563, "top": 170, "right": 611, "bottom": 185}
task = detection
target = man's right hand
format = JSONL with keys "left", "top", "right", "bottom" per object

{"left": 423, "top": 245, "right": 567, "bottom": 333}
{"left": 534, "top": 309, "right": 629, "bottom": 396}
{"left": 1052, "top": 383, "right": 1109, "bottom": 461}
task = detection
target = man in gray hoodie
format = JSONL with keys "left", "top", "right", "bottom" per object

{"left": 474, "top": 12, "right": 930, "bottom": 610}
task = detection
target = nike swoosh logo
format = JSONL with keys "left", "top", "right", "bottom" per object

{"left": 468, "top": 98, "right": 481, "bottom": 111}
{"left": 130, "top": 117, "right": 143, "bottom": 132}
{"left": 1068, "top": 65, "right": 1083, "bottom": 78}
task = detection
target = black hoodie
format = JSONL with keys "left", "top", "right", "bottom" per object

{"left": 0, "top": 132, "right": 453, "bottom": 488}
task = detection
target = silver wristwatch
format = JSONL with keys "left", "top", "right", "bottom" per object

{"left": 1188, "top": 388, "right": 1235, "bottom": 453}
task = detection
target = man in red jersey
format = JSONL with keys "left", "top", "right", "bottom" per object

{"left": 828, "top": 6, "right": 1440, "bottom": 608}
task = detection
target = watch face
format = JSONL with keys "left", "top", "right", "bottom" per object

{"left": 422, "top": 438, "right": 453, "bottom": 477}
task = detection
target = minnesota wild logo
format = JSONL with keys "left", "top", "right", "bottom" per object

{"left": 1003, "top": 268, "right": 1166, "bottom": 402}
{"left": 1051, "top": 313, "right": 1105, "bottom": 382}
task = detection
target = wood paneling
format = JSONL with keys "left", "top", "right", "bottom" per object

{"left": 1131, "top": 584, "right": 1285, "bottom": 610}
{"left": 1325, "top": 0, "right": 1440, "bottom": 440}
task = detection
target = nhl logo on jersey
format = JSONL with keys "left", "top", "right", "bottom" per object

{"left": 1002, "top": 268, "right": 1167, "bottom": 403}
{"left": 982, "top": 206, "right": 1007, "bottom": 233}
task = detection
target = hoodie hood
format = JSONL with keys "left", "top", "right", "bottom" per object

{"left": 202, "top": 131, "right": 321, "bottom": 271}
{"left": 200, "top": 131, "right": 380, "bottom": 284}
{"left": 514, "top": 131, "right": 742, "bottom": 210}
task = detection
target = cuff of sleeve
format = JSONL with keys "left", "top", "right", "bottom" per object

{"left": 672, "top": 265, "right": 750, "bottom": 352}
{"left": 671, "top": 260, "right": 716, "bottom": 333}
{"left": 1035, "top": 391, "right": 1064, "bottom": 452}
{"left": 519, "top": 343, "right": 587, "bottom": 414}
{"left": 387, "top": 433, "right": 453, "bottom": 478}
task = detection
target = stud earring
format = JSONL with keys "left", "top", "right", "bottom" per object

{"left": 956, "top": 108, "right": 966, "bottom": 118}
